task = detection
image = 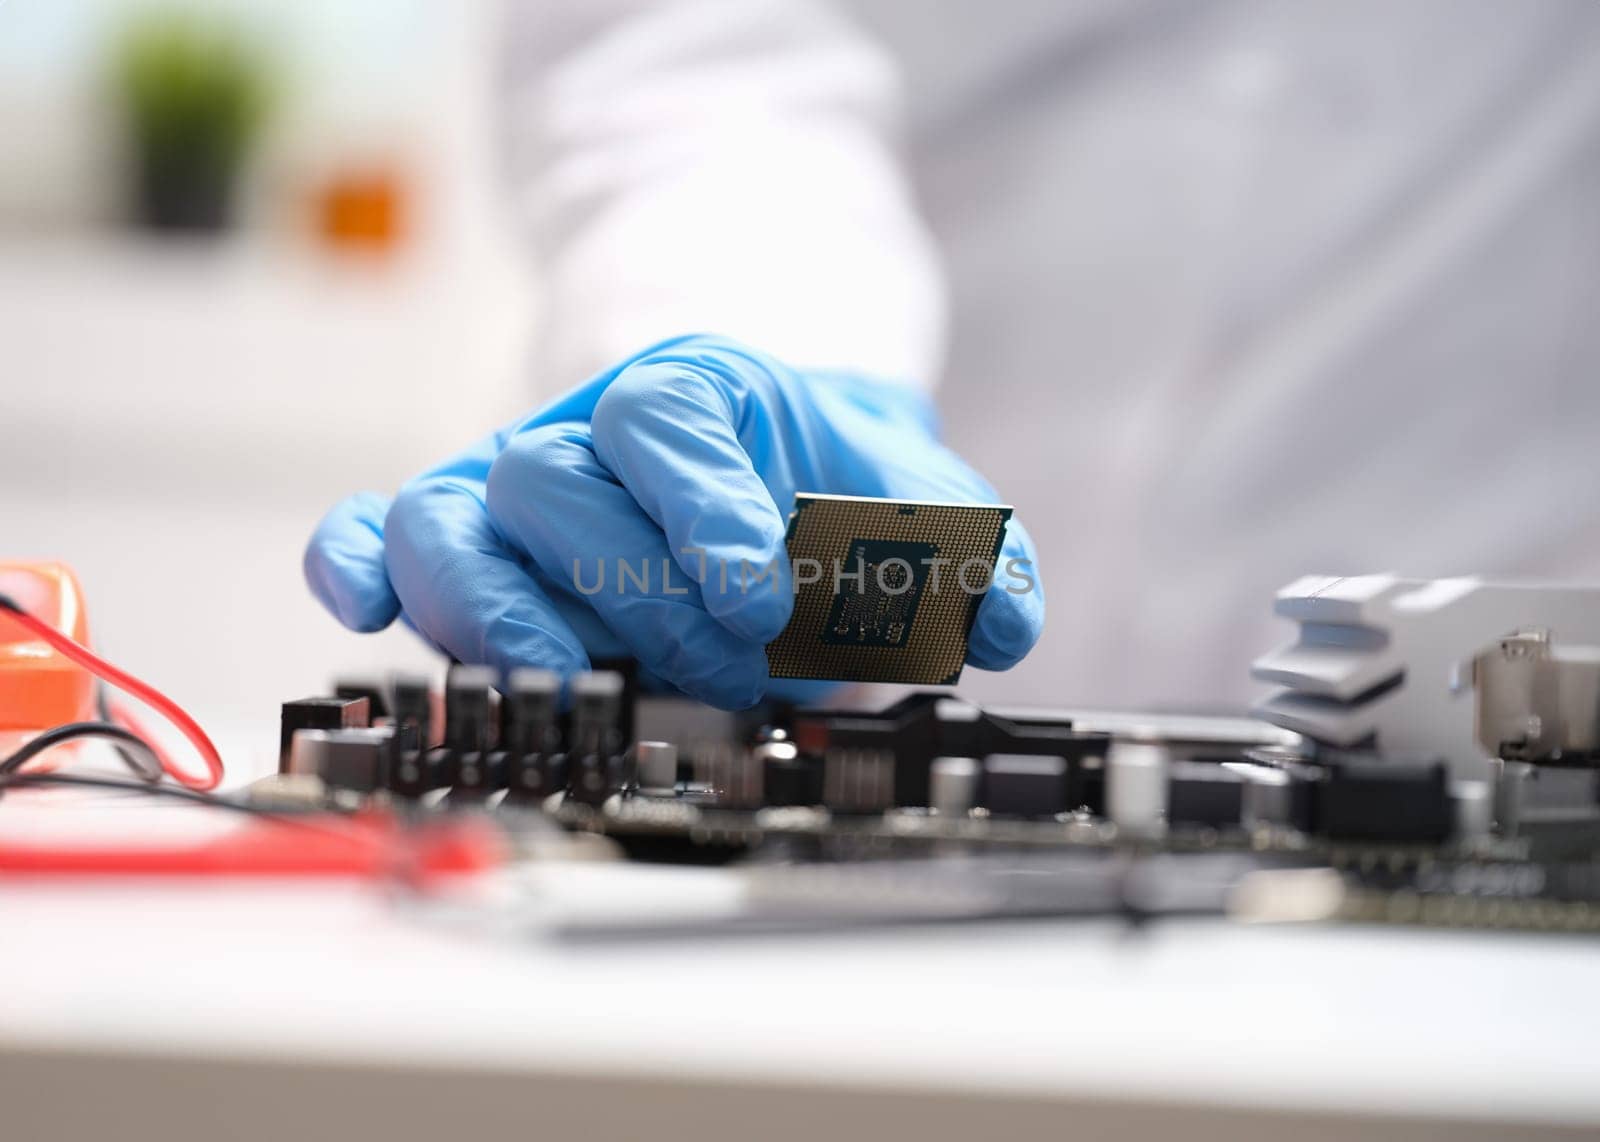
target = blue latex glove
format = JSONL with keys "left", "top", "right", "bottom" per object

{"left": 305, "top": 335, "right": 1043, "bottom": 709}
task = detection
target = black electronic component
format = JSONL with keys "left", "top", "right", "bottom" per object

{"left": 566, "top": 671, "right": 626, "bottom": 806}
{"left": 499, "top": 668, "right": 563, "bottom": 802}
{"left": 1070, "top": 755, "right": 1105, "bottom": 817}
{"left": 766, "top": 494, "right": 1012, "bottom": 686}
{"left": 982, "top": 753, "right": 1070, "bottom": 818}
{"left": 434, "top": 665, "right": 498, "bottom": 796}
{"left": 500, "top": 668, "right": 561, "bottom": 756}
{"left": 1167, "top": 761, "right": 1245, "bottom": 828}
{"left": 542, "top": 753, "right": 573, "bottom": 799}
{"left": 387, "top": 675, "right": 433, "bottom": 797}
{"left": 278, "top": 696, "right": 370, "bottom": 774}
{"left": 758, "top": 732, "right": 822, "bottom": 807}
{"left": 570, "top": 672, "right": 624, "bottom": 755}
{"left": 790, "top": 692, "right": 1108, "bottom": 808}
{"left": 763, "top": 756, "right": 821, "bottom": 807}
{"left": 590, "top": 657, "right": 640, "bottom": 747}
{"left": 569, "top": 755, "right": 610, "bottom": 805}
{"left": 1319, "top": 759, "right": 1452, "bottom": 843}
{"left": 505, "top": 752, "right": 569, "bottom": 803}
{"left": 444, "top": 666, "right": 496, "bottom": 751}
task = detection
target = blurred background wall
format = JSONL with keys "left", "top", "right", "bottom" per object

{"left": 14, "top": 1, "right": 1596, "bottom": 773}
{"left": 0, "top": 0, "right": 537, "bottom": 768}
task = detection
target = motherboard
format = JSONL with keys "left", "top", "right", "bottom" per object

{"left": 249, "top": 491, "right": 1600, "bottom": 937}
{"left": 263, "top": 642, "right": 1600, "bottom": 936}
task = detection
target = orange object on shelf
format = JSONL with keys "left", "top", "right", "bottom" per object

{"left": 315, "top": 165, "right": 408, "bottom": 254}
{"left": 0, "top": 562, "right": 95, "bottom": 740}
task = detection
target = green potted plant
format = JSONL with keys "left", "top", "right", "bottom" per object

{"left": 111, "top": 10, "right": 272, "bottom": 232}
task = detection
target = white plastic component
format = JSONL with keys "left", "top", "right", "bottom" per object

{"left": 635, "top": 741, "right": 679, "bottom": 790}
{"left": 1252, "top": 574, "right": 1600, "bottom": 780}
{"left": 1451, "top": 779, "right": 1493, "bottom": 842}
{"left": 929, "top": 756, "right": 981, "bottom": 817}
{"left": 1105, "top": 738, "right": 1169, "bottom": 838}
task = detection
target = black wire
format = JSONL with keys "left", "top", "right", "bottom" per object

{"left": 0, "top": 722, "right": 164, "bottom": 781}
{"left": 1, "top": 593, "right": 163, "bottom": 784}
{"left": 95, "top": 684, "right": 164, "bottom": 781}
{"left": 0, "top": 771, "right": 264, "bottom": 813}
{"left": 0, "top": 773, "right": 401, "bottom": 854}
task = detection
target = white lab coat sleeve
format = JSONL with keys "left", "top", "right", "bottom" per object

{"left": 498, "top": 0, "right": 946, "bottom": 389}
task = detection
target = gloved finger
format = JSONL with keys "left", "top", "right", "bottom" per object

{"left": 525, "top": 561, "right": 633, "bottom": 662}
{"left": 304, "top": 491, "right": 402, "bottom": 632}
{"left": 588, "top": 341, "right": 793, "bottom": 644}
{"left": 486, "top": 423, "right": 771, "bottom": 710}
{"left": 383, "top": 476, "right": 591, "bottom": 679}
{"left": 965, "top": 517, "right": 1045, "bottom": 671}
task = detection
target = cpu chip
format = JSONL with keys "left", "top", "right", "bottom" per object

{"left": 766, "top": 494, "right": 1012, "bottom": 685}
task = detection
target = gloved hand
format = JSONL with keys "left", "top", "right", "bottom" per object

{"left": 305, "top": 334, "right": 1043, "bottom": 709}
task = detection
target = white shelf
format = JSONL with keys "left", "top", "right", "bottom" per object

{"left": 0, "top": 234, "right": 535, "bottom": 737}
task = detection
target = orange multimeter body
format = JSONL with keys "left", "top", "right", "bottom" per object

{"left": 0, "top": 562, "right": 96, "bottom": 747}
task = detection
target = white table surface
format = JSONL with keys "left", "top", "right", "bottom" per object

{"left": 0, "top": 783, "right": 1597, "bottom": 1142}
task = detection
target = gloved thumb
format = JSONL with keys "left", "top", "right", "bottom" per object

{"left": 965, "top": 518, "right": 1045, "bottom": 671}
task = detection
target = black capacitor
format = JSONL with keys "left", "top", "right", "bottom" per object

{"left": 500, "top": 669, "right": 564, "bottom": 803}
{"left": 544, "top": 753, "right": 573, "bottom": 798}
{"left": 570, "top": 671, "right": 625, "bottom": 755}
{"left": 451, "top": 749, "right": 500, "bottom": 797}
{"left": 589, "top": 657, "right": 639, "bottom": 746}
{"left": 444, "top": 665, "right": 497, "bottom": 751}
{"left": 387, "top": 675, "right": 433, "bottom": 797}
{"left": 568, "top": 754, "right": 611, "bottom": 806}
{"left": 609, "top": 750, "right": 639, "bottom": 793}
{"left": 505, "top": 751, "right": 569, "bottom": 802}
{"left": 278, "top": 696, "right": 370, "bottom": 774}
{"left": 500, "top": 668, "right": 561, "bottom": 756}
{"left": 566, "top": 671, "right": 626, "bottom": 806}
{"left": 435, "top": 665, "right": 497, "bottom": 794}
